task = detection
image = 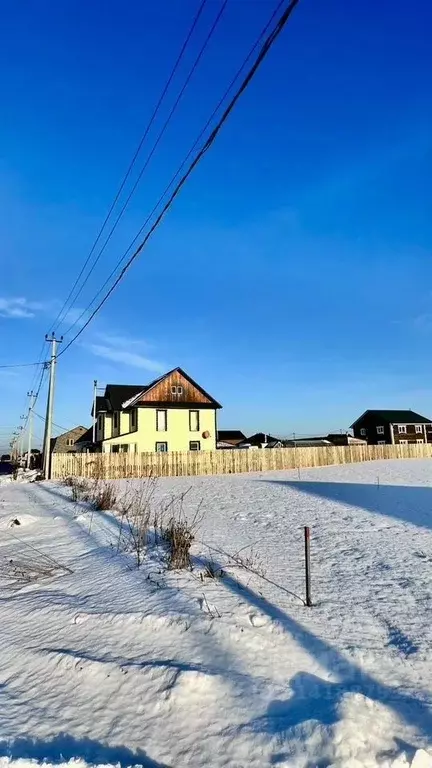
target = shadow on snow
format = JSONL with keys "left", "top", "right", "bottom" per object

{"left": 0, "top": 734, "right": 169, "bottom": 767}
{"left": 262, "top": 479, "right": 432, "bottom": 531}
{"left": 214, "top": 570, "right": 432, "bottom": 744}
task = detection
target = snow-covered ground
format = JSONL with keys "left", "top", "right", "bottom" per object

{"left": 0, "top": 459, "right": 431, "bottom": 767}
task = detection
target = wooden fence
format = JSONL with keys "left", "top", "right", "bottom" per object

{"left": 51, "top": 442, "right": 432, "bottom": 480}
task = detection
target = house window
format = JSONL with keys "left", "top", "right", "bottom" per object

{"left": 130, "top": 409, "right": 137, "bottom": 431}
{"left": 399, "top": 439, "right": 408, "bottom": 445}
{"left": 360, "top": 428, "right": 366, "bottom": 436}
{"left": 377, "top": 441, "right": 386, "bottom": 446}
{"left": 415, "top": 425, "right": 423, "bottom": 434}
{"left": 66, "top": 438, "right": 74, "bottom": 446}
{"left": 189, "top": 410, "right": 200, "bottom": 432}
{"left": 189, "top": 441, "right": 201, "bottom": 451}
{"left": 376, "top": 426, "right": 384, "bottom": 435}
{"left": 417, "top": 439, "right": 424, "bottom": 444}
{"left": 112, "top": 444, "right": 119, "bottom": 453}
{"left": 98, "top": 414, "right": 103, "bottom": 429}
{"left": 156, "top": 409, "right": 167, "bottom": 431}
{"left": 171, "top": 385, "right": 183, "bottom": 395}
{"left": 398, "top": 425, "right": 407, "bottom": 433}
{"left": 119, "top": 444, "right": 129, "bottom": 453}
{"left": 155, "top": 442, "right": 168, "bottom": 452}
{"left": 113, "top": 411, "right": 119, "bottom": 430}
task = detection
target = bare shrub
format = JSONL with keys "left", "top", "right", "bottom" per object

{"left": 115, "top": 477, "right": 157, "bottom": 566}
{"left": 163, "top": 496, "right": 203, "bottom": 570}
{"left": 63, "top": 476, "right": 92, "bottom": 503}
{"left": 91, "top": 481, "right": 118, "bottom": 511}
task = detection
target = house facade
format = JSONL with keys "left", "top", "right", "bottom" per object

{"left": 94, "top": 367, "right": 221, "bottom": 453}
{"left": 50, "top": 426, "right": 89, "bottom": 453}
{"left": 351, "top": 410, "right": 432, "bottom": 445}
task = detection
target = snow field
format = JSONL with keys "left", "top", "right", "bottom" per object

{"left": 0, "top": 460, "right": 430, "bottom": 767}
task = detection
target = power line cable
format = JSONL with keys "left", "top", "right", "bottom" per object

{"left": 64, "top": 0, "right": 285, "bottom": 336}
{"left": 57, "top": 0, "right": 227, "bottom": 332}
{"left": 0, "top": 361, "right": 45, "bottom": 369}
{"left": 34, "top": 411, "right": 73, "bottom": 434}
{"left": 59, "top": 0, "right": 300, "bottom": 355}
{"left": 51, "top": 0, "right": 209, "bottom": 333}
{"left": 63, "top": 0, "right": 286, "bottom": 340}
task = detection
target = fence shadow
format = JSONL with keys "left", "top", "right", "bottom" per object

{"left": 0, "top": 733, "right": 169, "bottom": 767}
{"left": 261, "top": 480, "right": 432, "bottom": 531}
{"left": 214, "top": 569, "right": 432, "bottom": 742}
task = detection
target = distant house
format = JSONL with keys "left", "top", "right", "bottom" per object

{"left": 94, "top": 367, "right": 222, "bottom": 453}
{"left": 217, "top": 430, "right": 246, "bottom": 448}
{"left": 350, "top": 410, "right": 432, "bottom": 445}
{"left": 240, "top": 433, "right": 281, "bottom": 449}
{"left": 50, "top": 426, "right": 89, "bottom": 453}
{"left": 284, "top": 434, "right": 366, "bottom": 447}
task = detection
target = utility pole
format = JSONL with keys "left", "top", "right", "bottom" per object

{"left": 43, "top": 333, "right": 63, "bottom": 479}
{"left": 19, "top": 416, "right": 27, "bottom": 458}
{"left": 92, "top": 379, "right": 98, "bottom": 444}
{"left": 27, "top": 391, "right": 35, "bottom": 469}
{"left": 17, "top": 424, "right": 24, "bottom": 461}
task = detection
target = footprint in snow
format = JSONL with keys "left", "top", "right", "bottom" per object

{"left": 248, "top": 612, "right": 268, "bottom": 628}
{"left": 73, "top": 613, "right": 90, "bottom": 625}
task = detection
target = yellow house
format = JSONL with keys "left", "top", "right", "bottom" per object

{"left": 94, "top": 367, "right": 222, "bottom": 454}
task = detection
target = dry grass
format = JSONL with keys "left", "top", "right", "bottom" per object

{"left": 116, "top": 477, "right": 157, "bottom": 566}
{"left": 62, "top": 474, "right": 205, "bottom": 572}
{"left": 92, "top": 482, "right": 118, "bottom": 511}
{"left": 163, "top": 495, "right": 204, "bottom": 570}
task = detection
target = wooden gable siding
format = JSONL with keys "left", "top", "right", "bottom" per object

{"left": 138, "top": 370, "right": 213, "bottom": 406}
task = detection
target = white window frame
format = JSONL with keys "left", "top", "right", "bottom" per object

{"left": 399, "top": 439, "right": 408, "bottom": 445}
{"left": 189, "top": 440, "right": 201, "bottom": 451}
{"left": 360, "top": 428, "right": 366, "bottom": 436}
{"left": 171, "top": 385, "right": 183, "bottom": 395}
{"left": 415, "top": 425, "right": 423, "bottom": 434}
{"left": 376, "top": 426, "right": 384, "bottom": 435}
{"left": 377, "top": 440, "right": 386, "bottom": 445}
{"left": 398, "top": 425, "right": 407, "bottom": 434}
{"left": 416, "top": 439, "right": 424, "bottom": 444}
{"left": 156, "top": 409, "right": 167, "bottom": 432}
{"left": 155, "top": 441, "right": 168, "bottom": 452}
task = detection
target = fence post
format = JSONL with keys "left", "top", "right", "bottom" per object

{"left": 304, "top": 526, "right": 312, "bottom": 607}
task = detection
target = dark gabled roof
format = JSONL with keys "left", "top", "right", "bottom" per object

{"left": 75, "top": 427, "right": 94, "bottom": 444}
{"left": 351, "top": 409, "right": 432, "bottom": 428}
{"left": 217, "top": 430, "right": 246, "bottom": 441}
{"left": 104, "top": 384, "right": 150, "bottom": 411}
{"left": 92, "top": 395, "right": 110, "bottom": 416}
{"left": 244, "top": 432, "right": 280, "bottom": 445}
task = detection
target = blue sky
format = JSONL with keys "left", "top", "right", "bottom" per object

{"left": 0, "top": 0, "right": 431, "bottom": 450}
